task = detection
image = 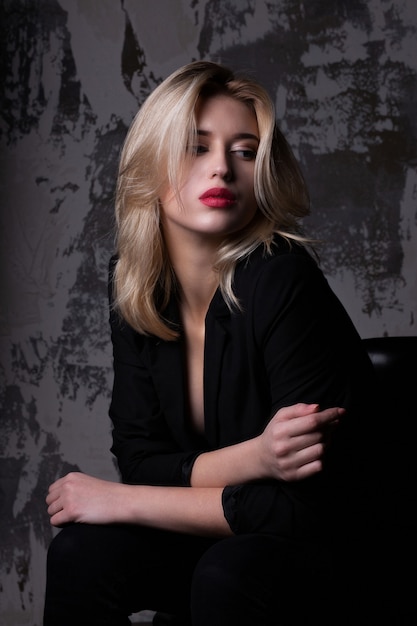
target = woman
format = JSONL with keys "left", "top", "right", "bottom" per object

{"left": 44, "top": 61, "right": 373, "bottom": 625}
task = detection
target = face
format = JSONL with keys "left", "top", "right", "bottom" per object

{"left": 160, "top": 94, "right": 259, "bottom": 244}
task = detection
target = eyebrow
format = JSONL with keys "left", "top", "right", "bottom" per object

{"left": 197, "top": 130, "right": 260, "bottom": 143}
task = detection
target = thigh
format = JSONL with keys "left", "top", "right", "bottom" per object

{"left": 44, "top": 523, "right": 214, "bottom": 625}
{"left": 191, "top": 533, "right": 335, "bottom": 626}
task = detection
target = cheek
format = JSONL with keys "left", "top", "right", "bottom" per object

{"left": 246, "top": 193, "right": 259, "bottom": 222}
{"left": 159, "top": 182, "right": 174, "bottom": 207}
{"left": 159, "top": 195, "right": 179, "bottom": 222}
{"left": 246, "top": 180, "right": 257, "bottom": 207}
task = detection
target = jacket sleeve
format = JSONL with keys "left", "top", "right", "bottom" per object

{"left": 222, "top": 251, "right": 375, "bottom": 538}
{"left": 108, "top": 258, "right": 201, "bottom": 486}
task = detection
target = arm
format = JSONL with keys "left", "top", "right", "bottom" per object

{"left": 45, "top": 400, "right": 342, "bottom": 534}
{"left": 190, "top": 251, "right": 359, "bottom": 492}
{"left": 216, "top": 251, "right": 374, "bottom": 536}
{"left": 191, "top": 403, "right": 343, "bottom": 487}
{"left": 46, "top": 473, "right": 231, "bottom": 536}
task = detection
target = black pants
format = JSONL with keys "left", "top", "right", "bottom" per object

{"left": 43, "top": 523, "right": 337, "bottom": 626}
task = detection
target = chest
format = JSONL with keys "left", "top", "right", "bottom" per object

{"left": 179, "top": 311, "right": 271, "bottom": 444}
{"left": 182, "top": 317, "right": 205, "bottom": 435}
{"left": 146, "top": 296, "right": 272, "bottom": 447}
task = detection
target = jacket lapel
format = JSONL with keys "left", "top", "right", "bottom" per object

{"left": 148, "top": 297, "right": 204, "bottom": 449}
{"left": 149, "top": 290, "right": 232, "bottom": 449}
{"left": 203, "top": 290, "right": 231, "bottom": 445}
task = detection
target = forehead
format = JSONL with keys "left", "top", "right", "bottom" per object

{"left": 196, "top": 94, "right": 259, "bottom": 135}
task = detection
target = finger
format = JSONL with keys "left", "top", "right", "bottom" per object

{"left": 277, "top": 404, "right": 344, "bottom": 425}
{"left": 47, "top": 498, "right": 63, "bottom": 517}
{"left": 279, "top": 411, "right": 335, "bottom": 439}
{"left": 46, "top": 477, "right": 66, "bottom": 496}
{"left": 49, "top": 509, "right": 69, "bottom": 528}
{"left": 317, "top": 407, "right": 345, "bottom": 420}
{"left": 293, "top": 441, "right": 325, "bottom": 466}
{"left": 291, "top": 430, "right": 323, "bottom": 451}
{"left": 302, "top": 407, "right": 344, "bottom": 432}
{"left": 46, "top": 486, "right": 62, "bottom": 506}
{"left": 293, "top": 458, "right": 323, "bottom": 480}
{"left": 274, "top": 403, "right": 320, "bottom": 422}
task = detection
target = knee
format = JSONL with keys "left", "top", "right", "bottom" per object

{"left": 192, "top": 551, "right": 240, "bottom": 599}
{"left": 47, "top": 526, "right": 79, "bottom": 569}
{"left": 190, "top": 540, "right": 254, "bottom": 625}
{"left": 46, "top": 527, "right": 79, "bottom": 584}
{"left": 46, "top": 524, "right": 107, "bottom": 579}
{"left": 190, "top": 535, "right": 335, "bottom": 626}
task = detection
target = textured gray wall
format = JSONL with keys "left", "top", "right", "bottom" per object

{"left": 1, "top": 1, "right": 416, "bottom": 624}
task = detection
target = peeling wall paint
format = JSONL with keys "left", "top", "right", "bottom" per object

{"left": 1, "top": 1, "right": 416, "bottom": 624}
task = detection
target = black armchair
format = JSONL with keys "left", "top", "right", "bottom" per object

{"left": 353, "top": 336, "right": 416, "bottom": 625}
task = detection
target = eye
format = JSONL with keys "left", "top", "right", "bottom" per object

{"left": 231, "top": 148, "right": 257, "bottom": 161}
{"left": 189, "top": 144, "right": 208, "bottom": 156}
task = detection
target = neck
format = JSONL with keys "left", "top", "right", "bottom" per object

{"left": 164, "top": 231, "right": 220, "bottom": 319}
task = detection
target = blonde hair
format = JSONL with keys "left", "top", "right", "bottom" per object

{"left": 114, "top": 61, "right": 311, "bottom": 340}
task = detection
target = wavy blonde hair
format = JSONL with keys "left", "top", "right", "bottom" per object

{"left": 113, "top": 61, "right": 311, "bottom": 340}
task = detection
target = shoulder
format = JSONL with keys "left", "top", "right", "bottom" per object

{"left": 238, "top": 235, "right": 318, "bottom": 273}
{"left": 234, "top": 236, "right": 323, "bottom": 298}
{"left": 232, "top": 236, "right": 344, "bottom": 338}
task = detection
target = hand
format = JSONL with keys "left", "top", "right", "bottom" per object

{"left": 46, "top": 472, "right": 127, "bottom": 527}
{"left": 258, "top": 403, "right": 344, "bottom": 482}
{"left": 46, "top": 473, "right": 230, "bottom": 536}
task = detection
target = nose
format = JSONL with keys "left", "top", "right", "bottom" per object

{"left": 210, "top": 149, "right": 233, "bottom": 181}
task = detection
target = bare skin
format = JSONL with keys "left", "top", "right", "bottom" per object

{"left": 46, "top": 94, "right": 344, "bottom": 536}
{"left": 46, "top": 403, "right": 342, "bottom": 534}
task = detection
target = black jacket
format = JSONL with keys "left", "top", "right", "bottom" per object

{"left": 108, "top": 236, "right": 374, "bottom": 538}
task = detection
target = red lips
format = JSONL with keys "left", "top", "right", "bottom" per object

{"left": 199, "top": 187, "right": 236, "bottom": 207}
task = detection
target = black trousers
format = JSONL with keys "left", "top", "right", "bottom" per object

{"left": 43, "top": 523, "right": 337, "bottom": 626}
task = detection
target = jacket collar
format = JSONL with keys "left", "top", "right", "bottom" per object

{"left": 150, "top": 288, "right": 231, "bottom": 448}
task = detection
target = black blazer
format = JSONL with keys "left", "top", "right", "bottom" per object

{"left": 108, "top": 236, "right": 374, "bottom": 538}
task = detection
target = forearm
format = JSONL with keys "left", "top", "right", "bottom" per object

{"left": 124, "top": 484, "right": 231, "bottom": 536}
{"left": 47, "top": 406, "right": 340, "bottom": 534}
{"left": 46, "top": 473, "right": 231, "bottom": 537}
{"left": 190, "top": 404, "right": 344, "bottom": 487}
{"left": 190, "top": 436, "right": 265, "bottom": 487}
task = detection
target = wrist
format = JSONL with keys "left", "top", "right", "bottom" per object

{"left": 250, "top": 434, "right": 269, "bottom": 480}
